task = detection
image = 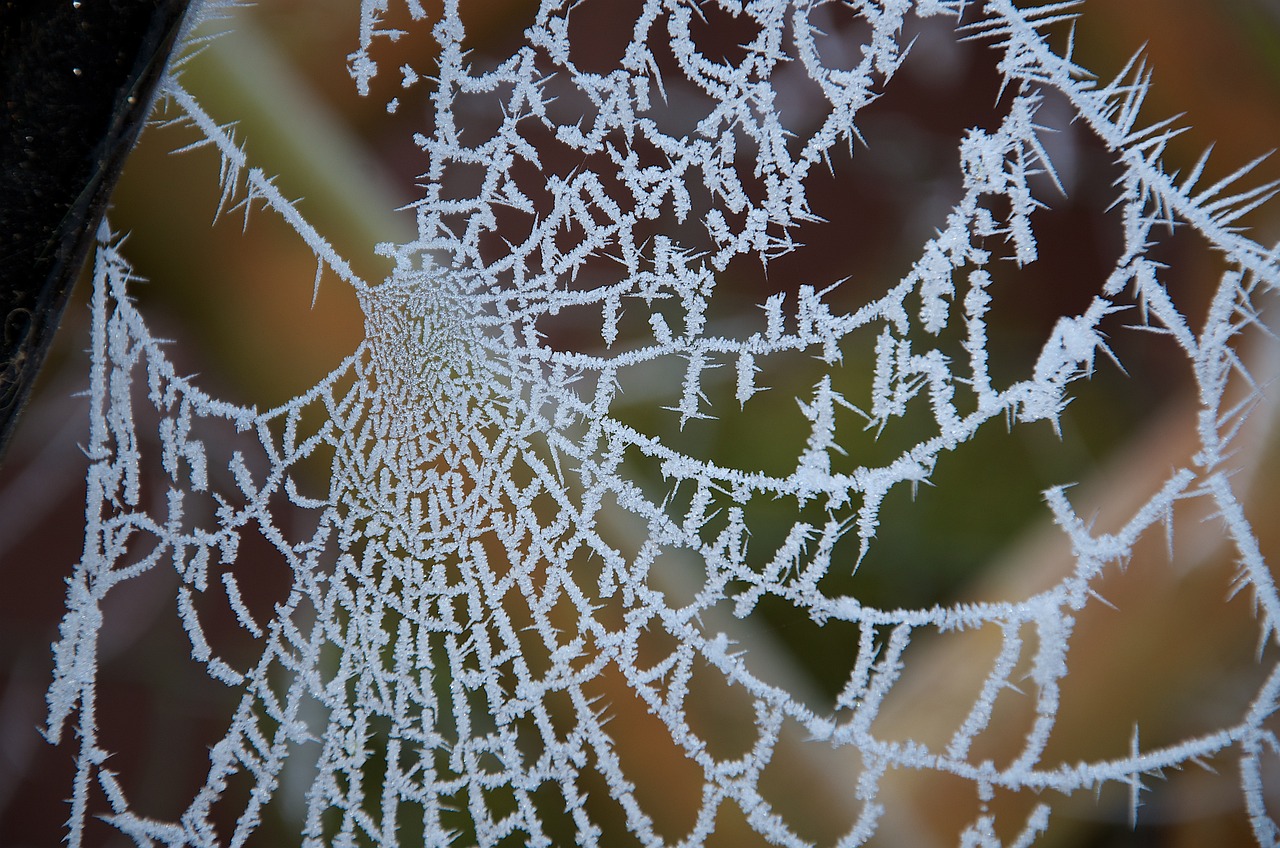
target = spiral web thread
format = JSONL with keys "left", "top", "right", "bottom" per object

{"left": 44, "top": 1, "right": 1280, "bottom": 845}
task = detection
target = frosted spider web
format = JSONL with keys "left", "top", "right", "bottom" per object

{"left": 39, "top": 0, "right": 1280, "bottom": 845}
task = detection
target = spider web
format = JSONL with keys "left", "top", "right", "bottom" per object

{"left": 41, "top": 1, "right": 1280, "bottom": 845}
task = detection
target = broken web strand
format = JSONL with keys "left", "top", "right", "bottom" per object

{"left": 38, "top": 0, "right": 1280, "bottom": 845}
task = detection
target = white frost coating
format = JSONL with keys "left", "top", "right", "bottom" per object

{"left": 42, "top": 1, "right": 1280, "bottom": 846}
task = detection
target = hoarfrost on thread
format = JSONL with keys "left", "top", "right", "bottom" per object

{"left": 41, "top": 1, "right": 1280, "bottom": 845}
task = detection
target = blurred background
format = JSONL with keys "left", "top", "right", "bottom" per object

{"left": 4, "top": 1, "right": 1280, "bottom": 845}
